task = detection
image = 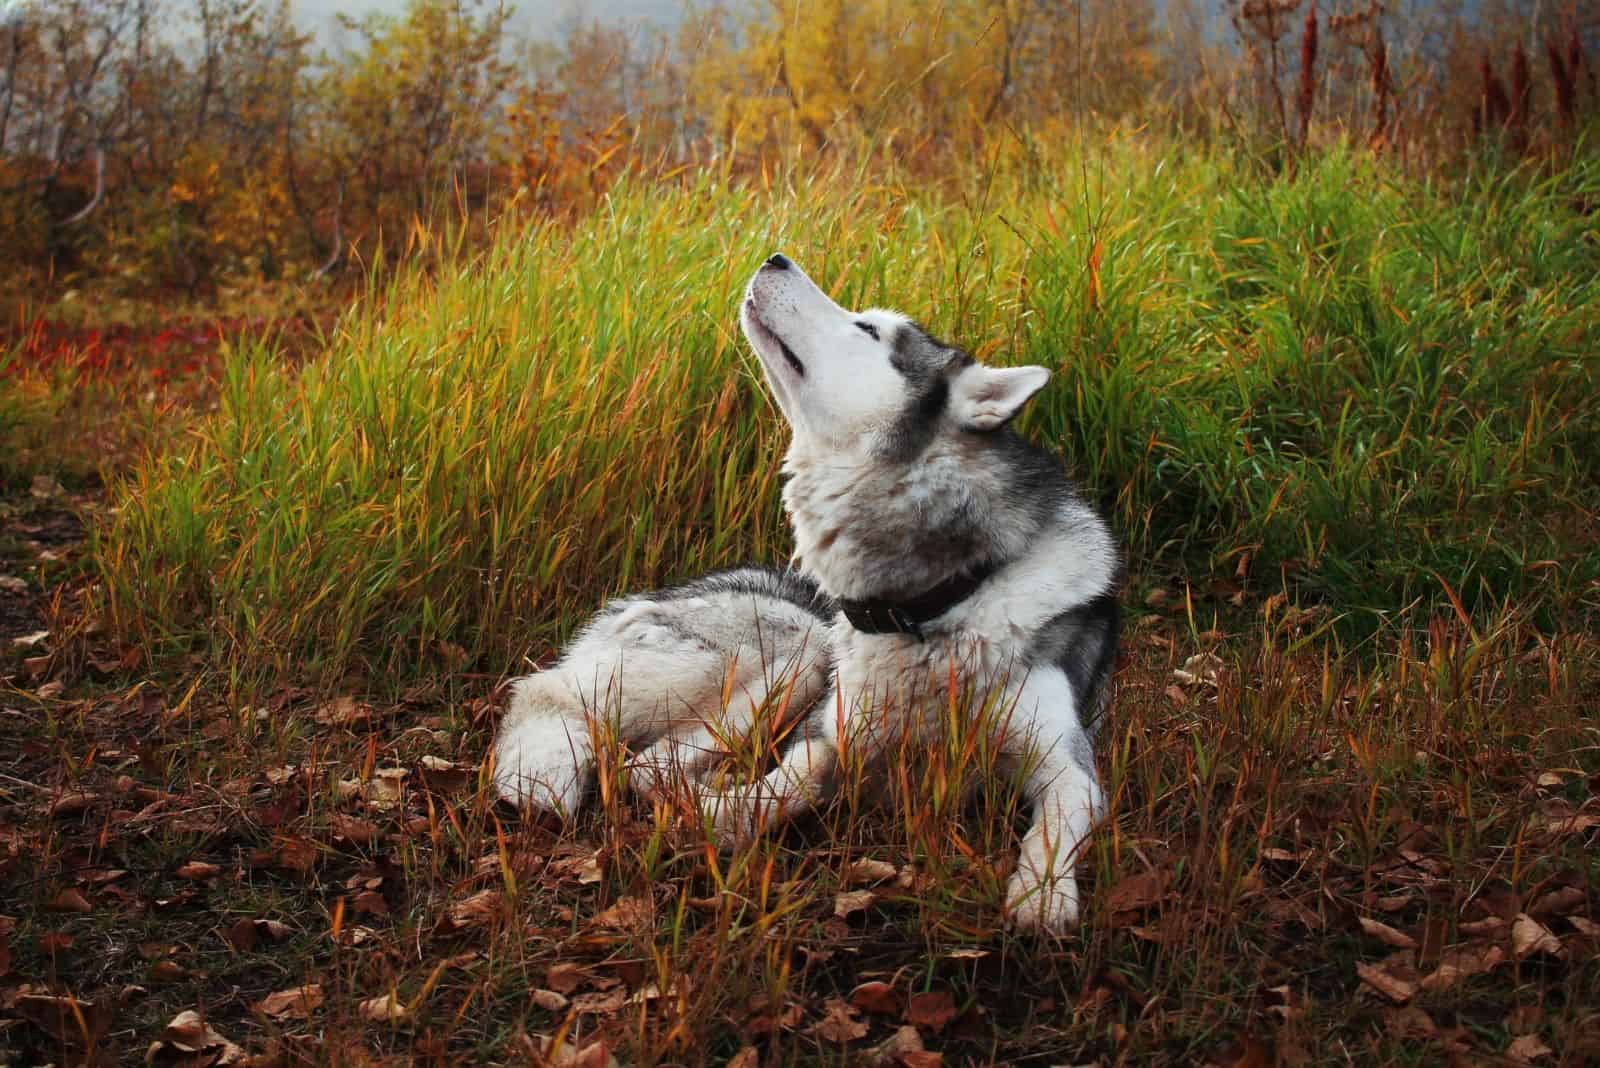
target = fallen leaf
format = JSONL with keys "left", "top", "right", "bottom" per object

{"left": 175, "top": 860, "right": 222, "bottom": 881}
{"left": 1508, "top": 1034, "right": 1554, "bottom": 1063}
{"left": 149, "top": 960, "right": 192, "bottom": 982}
{"left": 1356, "top": 961, "right": 1415, "bottom": 1004}
{"left": 870, "top": 1025, "right": 927, "bottom": 1065}
{"left": 1568, "top": 916, "right": 1600, "bottom": 938}
{"left": 1384, "top": 1004, "right": 1436, "bottom": 1040}
{"left": 532, "top": 989, "right": 570, "bottom": 1012}
{"left": 545, "top": 962, "right": 589, "bottom": 994}
{"left": 46, "top": 791, "right": 96, "bottom": 818}
{"left": 253, "top": 984, "right": 323, "bottom": 1020}
{"left": 593, "top": 896, "right": 652, "bottom": 930}
{"left": 331, "top": 815, "right": 381, "bottom": 845}
{"left": 314, "top": 696, "right": 376, "bottom": 727}
{"left": 1528, "top": 886, "right": 1586, "bottom": 919}
{"left": 251, "top": 836, "right": 317, "bottom": 874}
{"left": 835, "top": 889, "right": 877, "bottom": 919}
{"left": 359, "top": 993, "right": 410, "bottom": 1024}
{"left": 898, "top": 1053, "right": 944, "bottom": 1068}
{"left": 15, "top": 992, "right": 112, "bottom": 1048}
{"left": 813, "top": 997, "right": 869, "bottom": 1043}
{"left": 743, "top": 998, "right": 805, "bottom": 1038}
{"left": 537, "top": 1034, "right": 619, "bottom": 1068}
{"left": 367, "top": 767, "right": 409, "bottom": 810}
{"left": 569, "top": 988, "right": 627, "bottom": 1015}
{"left": 1358, "top": 916, "right": 1417, "bottom": 949}
{"left": 1420, "top": 944, "right": 1505, "bottom": 992}
{"left": 1105, "top": 869, "right": 1169, "bottom": 913}
{"left": 226, "top": 917, "right": 292, "bottom": 951}
{"left": 905, "top": 990, "right": 958, "bottom": 1033}
{"left": 48, "top": 887, "right": 93, "bottom": 913}
{"left": 150, "top": 1009, "right": 245, "bottom": 1064}
{"left": 851, "top": 980, "right": 902, "bottom": 1016}
{"left": 1173, "top": 651, "right": 1223, "bottom": 686}
{"left": 847, "top": 858, "right": 898, "bottom": 884}
{"left": 1512, "top": 914, "right": 1565, "bottom": 960}
{"left": 448, "top": 889, "right": 505, "bottom": 929}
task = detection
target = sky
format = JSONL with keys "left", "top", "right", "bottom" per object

{"left": 288, "top": 0, "right": 684, "bottom": 44}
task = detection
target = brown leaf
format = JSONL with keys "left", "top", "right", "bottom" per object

{"left": 545, "top": 962, "right": 589, "bottom": 994}
{"left": 175, "top": 860, "right": 222, "bottom": 881}
{"left": 905, "top": 990, "right": 958, "bottom": 1033}
{"left": 448, "top": 889, "right": 505, "bottom": 928}
{"left": 37, "top": 932, "right": 74, "bottom": 954}
{"left": 313, "top": 696, "right": 377, "bottom": 727}
{"left": 1384, "top": 1004, "right": 1436, "bottom": 1040}
{"left": 846, "top": 858, "right": 898, "bottom": 884}
{"left": 46, "top": 791, "right": 96, "bottom": 818}
{"left": 569, "top": 988, "right": 627, "bottom": 1015}
{"left": 1507, "top": 1034, "right": 1554, "bottom": 1063}
{"left": 367, "top": 767, "right": 409, "bottom": 810}
{"left": 812, "top": 998, "right": 869, "bottom": 1043}
{"left": 251, "top": 836, "right": 318, "bottom": 874}
{"left": 532, "top": 989, "right": 570, "bottom": 1012}
{"left": 870, "top": 1025, "right": 927, "bottom": 1065}
{"left": 1511, "top": 914, "right": 1565, "bottom": 960}
{"left": 15, "top": 992, "right": 112, "bottom": 1048}
{"left": 593, "top": 896, "right": 652, "bottom": 930}
{"left": 898, "top": 1053, "right": 944, "bottom": 1068}
{"left": 834, "top": 889, "right": 877, "bottom": 919}
{"left": 226, "top": 917, "right": 292, "bottom": 951}
{"left": 851, "top": 980, "right": 902, "bottom": 1016}
{"left": 331, "top": 815, "right": 381, "bottom": 845}
{"left": 726, "top": 1047, "right": 760, "bottom": 1068}
{"left": 743, "top": 998, "right": 805, "bottom": 1038}
{"left": 1568, "top": 916, "right": 1600, "bottom": 938}
{"left": 149, "top": 960, "right": 192, "bottom": 982}
{"left": 1356, "top": 961, "right": 1416, "bottom": 1004}
{"left": 1419, "top": 944, "right": 1505, "bottom": 992}
{"left": 358, "top": 993, "right": 410, "bottom": 1024}
{"left": 152, "top": 1009, "right": 245, "bottom": 1064}
{"left": 253, "top": 984, "right": 323, "bottom": 1020}
{"left": 538, "top": 1035, "right": 620, "bottom": 1068}
{"left": 48, "top": 887, "right": 93, "bottom": 913}
{"left": 1528, "top": 886, "right": 1586, "bottom": 919}
{"left": 1357, "top": 916, "right": 1417, "bottom": 949}
{"left": 1105, "top": 869, "right": 1169, "bottom": 913}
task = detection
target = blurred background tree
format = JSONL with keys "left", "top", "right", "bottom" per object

{"left": 0, "top": 0, "right": 1594, "bottom": 298}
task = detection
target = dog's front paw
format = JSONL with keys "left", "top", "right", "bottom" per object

{"left": 1006, "top": 868, "right": 1081, "bottom": 934}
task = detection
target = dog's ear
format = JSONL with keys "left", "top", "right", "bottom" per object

{"left": 951, "top": 364, "right": 1051, "bottom": 431}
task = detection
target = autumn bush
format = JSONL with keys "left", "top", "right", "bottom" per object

{"left": 2, "top": 0, "right": 1595, "bottom": 298}
{"left": 93, "top": 141, "right": 1600, "bottom": 684}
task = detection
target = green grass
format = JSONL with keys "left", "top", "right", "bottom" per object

{"left": 5, "top": 138, "right": 1600, "bottom": 1062}
{"left": 94, "top": 143, "right": 1600, "bottom": 684}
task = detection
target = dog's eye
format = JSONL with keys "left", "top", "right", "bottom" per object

{"left": 855, "top": 321, "right": 880, "bottom": 341}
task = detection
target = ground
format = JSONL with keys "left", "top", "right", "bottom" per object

{"left": 1, "top": 464, "right": 1596, "bottom": 1066}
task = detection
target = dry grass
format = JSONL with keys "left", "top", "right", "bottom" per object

{"left": 2, "top": 137, "right": 1598, "bottom": 1065}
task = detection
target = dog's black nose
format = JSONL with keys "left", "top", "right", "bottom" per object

{"left": 764, "top": 253, "right": 791, "bottom": 271}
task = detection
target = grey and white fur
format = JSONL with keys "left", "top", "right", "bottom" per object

{"left": 492, "top": 254, "right": 1119, "bottom": 932}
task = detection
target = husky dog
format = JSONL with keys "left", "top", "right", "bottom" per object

{"left": 492, "top": 253, "right": 1118, "bottom": 932}
{"left": 693, "top": 254, "right": 1120, "bottom": 930}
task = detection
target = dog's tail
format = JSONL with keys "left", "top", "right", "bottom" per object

{"left": 492, "top": 674, "right": 594, "bottom": 816}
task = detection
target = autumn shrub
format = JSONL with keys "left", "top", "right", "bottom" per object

{"left": 94, "top": 142, "right": 1600, "bottom": 683}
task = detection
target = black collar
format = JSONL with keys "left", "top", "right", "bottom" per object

{"left": 837, "top": 560, "right": 999, "bottom": 641}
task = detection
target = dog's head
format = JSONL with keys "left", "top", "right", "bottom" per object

{"left": 741, "top": 254, "right": 1051, "bottom": 456}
